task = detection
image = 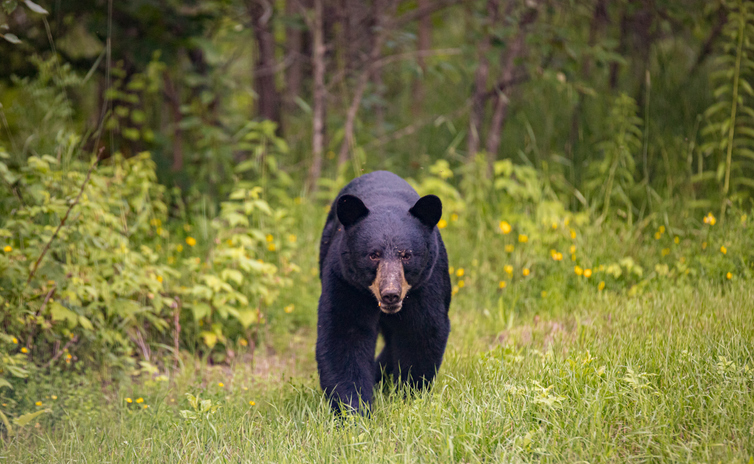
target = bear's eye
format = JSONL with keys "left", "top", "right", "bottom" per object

{"left": 401, "top": 251, "right": 412, "bottom": 261}
{"left": 369, "top": 252, "right": 381, "bottom": 261}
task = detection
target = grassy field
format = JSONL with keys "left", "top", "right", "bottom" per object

{"left": 2, "top": 277, "right": 752, "bottom": 463}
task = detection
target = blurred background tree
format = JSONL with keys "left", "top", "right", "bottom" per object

{"left": 2, "top": 0, "right": 750, "bottom": 215}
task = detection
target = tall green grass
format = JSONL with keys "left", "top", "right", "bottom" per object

{"left": 2, "top": 280, "right": 752, "bottom": 463}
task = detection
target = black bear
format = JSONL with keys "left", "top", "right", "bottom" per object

{"left": 316, "top": 170, "right": 451, "bottom": 413}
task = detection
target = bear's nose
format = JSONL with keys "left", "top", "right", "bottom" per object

{"left": 381, "top": 292, "right": 400, "bottom": 305}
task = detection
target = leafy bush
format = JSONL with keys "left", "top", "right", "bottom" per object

{"left": 0, "top": 139, "right": 298, "bottom": 423}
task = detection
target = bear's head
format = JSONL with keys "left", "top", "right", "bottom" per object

{"left": 336, "top": 194, "right": 442, "bottom": 314}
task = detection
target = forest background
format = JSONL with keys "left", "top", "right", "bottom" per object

{"left": 0, "top": 0, "right": 753, "bottom": 460}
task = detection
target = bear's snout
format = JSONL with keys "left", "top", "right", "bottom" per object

{"left": 370, "top": 259, "right": 411, "bottom": 314}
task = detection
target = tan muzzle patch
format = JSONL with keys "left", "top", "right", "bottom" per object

{"left": 369, "top": 259, "right": 411, "bottom": 314}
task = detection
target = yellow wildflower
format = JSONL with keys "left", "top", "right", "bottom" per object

{"left": 499, "top": 221, "right": 512, "bottom": 234}
{"left": 552, "top": 223, "right": 558, "bottom": 230}
{"left": 541, "top": 291, "right": 547, "bottom": 298}
{"left": 583, "top": 268, "right": 592, "bottom": 278}
{"left": 3, "top": 245, "right": 11, "bottom": 253}
{"left": 239, "top": 339, "right": 248, "bottom": 346}
{"left": 703, "top": 212, "right": 716, "bottom": 226}
{"left": 156, "top": 227, "right": 163, "bottom": 236}
{"left": 143, "top": 405, "right": 149, "bottom": 409}
{"left": 51, "top": 395, "right": 57, "bottom": 400}
{"left": 451, "top": 213, "right": 459, "bottom": 221}
{"left": 249, "top": 401, "right": 256, "bottom": 406}
{"left": 654, "top": 232, "right": 661, "bottom": 240}
{"left": 266, "top": 234, "right": 274, "bottom": 242}
{"left": 726, "top": 272, "right": 732, "bottom": 280}
{"left": 438, "top": 219, "right": 448, "bottom": 229}
{"left": 218, "top": 382, "right": 224, "bottom": 388}
{"left": 136, "top": 398, "right": 144, "bottom": 404}
{"left": 522, "top": 268, "right": 530, "bottom": 277}
{"left": 661, "top": 248, "right": 670, "bottom": 257}
{"left": 574, "top": 266, "right": 584, "bottom": 276}
{"left": 720, "top": 245, "right": 727, "bottom": 254}
{"left": 21, "top": 347, "right": 28, "bottom": 354}
{"left": 456, "top": 268, "right": 464, "bottom": 277}
{"left": 183, "top": 224, "right": 191, "bottom": 232}
{"left": 505, "top": 244, "right": 514, "bottom": 253}
{"left": 598, "top": 281, "right": 605, "bottom": 291}
{"left": 268, "top": 243, "right": 276, "bottom": 251}
{"left": 186, "top": 237, "right": 197, "bottom": 247}
{"left": 35, "top": 401, "right": 42, "bottom": 406}
{"left": 570, "top": 229, "right": 576, "bottom": 239}
{"left": 659, "top": 225, "right": 665, "bottom": 234}
{"left": 284, "top": 304, "right": 295, "bottom": 313}
{"left": 448, "top": 266, "right": 455, "bottom": 275}
{"left": 451, "top": 285, "right": 459, "bottom": 296}
{"left": 518, "top": 234, "right": 528, "bottom": 243}
{"left": 176, "top": 244, "right": 184, "bottom": 252}
{"left": 702, "top": 242, "right": 707, "bottom": 250}
{"left": 156, "top": 275, "right": 163, "bottom": 283}
{"left": 569, "top": 245, "right": 576, "bottom": 254}
{"left": 504, "top": 265, "right": 513, "bottom": 275}
{"left": 499, "top": 281, "right": 507, "bottom": 289}
{"left": 674, "top": 236, "right": 680, "bottom": 244}
{"left": 12, "top": 337, "right": 17, "bottom": 344}
{"left": 126, "top": 398, "right": 133, "bottom": 403}
{"left": 167, "top": 256, "right": 175, "bottom": 265}
{"left": 555, "top": 252, "right": 563, "bottom": 261}
{"left": 288, "top": 234, "right": 297, "bottom": 243}
{"left": 458, "top": 280, "right": 465, "bottom": 288}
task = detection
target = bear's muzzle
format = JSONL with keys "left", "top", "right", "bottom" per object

{"left": 370, "top": 259, "right": 411, "bottom": 314}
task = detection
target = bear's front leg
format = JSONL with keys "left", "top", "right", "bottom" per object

{"left": 316, "top": 324, "right": 378, "bottom": 413}
{"left": 315, "top": 285, "right": 380, "bottom": 413}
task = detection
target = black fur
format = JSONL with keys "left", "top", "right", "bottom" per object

{"left": 316, "top": 171, "right": 452, "bottom": 413}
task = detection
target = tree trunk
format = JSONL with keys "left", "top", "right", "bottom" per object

{"left": 466, "top": 0, "right": 497, "bottom": 161}
{"left": 411, "top": 0, "right": 431, "bottom": 115}
{"left": 285, "top": 0, "right": 303, "bottom": 108}
{"left": 373, "top": 0, "right": 387, "bottom": 143}
{"left": 248, "top": 0, "right": 283, "bottom": 132}
{"left": 336, "top": 0, "right": 394, "bottom": 169}
{"left": 307, "top": 0, "right": 326, "bottom": 193}
{"left": 485, "top": 2, "right": 539, "bottom": 165}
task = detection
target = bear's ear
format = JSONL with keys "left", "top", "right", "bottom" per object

{"left": 409, "top": 195, "right": 442, "bottom": 228}
{"left": 337, "top": 194, "right": 369, "bottom": 228}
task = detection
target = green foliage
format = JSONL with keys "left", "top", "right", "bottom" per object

{"left": 586, "top": 93, "right": 643, "bottom": 224}
{"left": 0, "top": 111, "right": 297, "bottom": 425}
{"left": 700, "top": 0, "right": 754, "bottom": 209}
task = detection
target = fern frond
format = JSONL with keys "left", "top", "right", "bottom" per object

{"left": 700, "top": 0, "right": 754, "bottom": 214}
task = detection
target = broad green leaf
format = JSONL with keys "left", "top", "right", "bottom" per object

{"left": 14, "top": 409, "right": 51, "bottom": 427}
{"left": 221, "top": 269, "right": 243, "bottom": 285}
{"left": 49, "top": 302, "right": 79, "bottom": 327}
{"left": 236, "top": 309, "right": 258, "bottom": 328}
{"left": 201, "top": 331, "right": 218, "bottom": 348}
